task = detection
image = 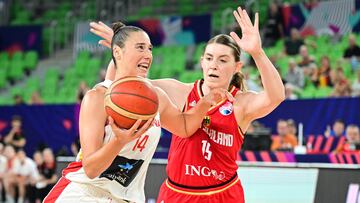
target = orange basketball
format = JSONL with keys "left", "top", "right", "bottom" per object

{"left": 104, "top": 76, "right": 159, "bottom": 129}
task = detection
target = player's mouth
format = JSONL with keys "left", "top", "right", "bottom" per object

{"left": 137, "top": 63, "right": 149, "bottom": 71}
{"left": 208, "top": 74, "right": 219, "bottom": 78}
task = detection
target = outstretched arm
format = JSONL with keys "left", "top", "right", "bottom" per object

{"left": 230, "top": 7, "right": 285, "bottom": 123}
{"left": 157, "top": 87, "right": 234, "bottom": 138}
{"left": 150, "top": 79, "right": 192, "bottom": 109}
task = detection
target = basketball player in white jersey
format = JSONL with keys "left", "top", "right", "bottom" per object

{"left": 44, "top": 22, "right": 232, "bottom": 203}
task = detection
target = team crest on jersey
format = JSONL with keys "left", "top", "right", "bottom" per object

{"left": 203, "top": 116, "right": 211, "bottom": 127}
{"left": 219, "top": 101, "right": 233, "bottom": 116}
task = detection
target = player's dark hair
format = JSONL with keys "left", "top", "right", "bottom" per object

{"left": 111, "top": 21, "right": 145, "bottom": 68}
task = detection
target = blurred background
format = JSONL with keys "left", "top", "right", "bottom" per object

{"left": 0, "top": 0, "right": 360, "bottom": 202}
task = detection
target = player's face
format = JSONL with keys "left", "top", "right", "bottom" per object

{"left": 201, "top": 43, "right": 241, "bottom": 89}
{"left": 120, "top": 31, "right": 153, "bottom": 78}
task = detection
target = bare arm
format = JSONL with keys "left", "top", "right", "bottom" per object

{"left": 150, "top": 79, "right": 192, "bottom": 109}
{"left": 230, "top": 8, "right": 285, "bottom": 127}
{"left": 80, "top": 88, "right": 152, "bottom": 179}
{"left": 4, "top": 129, "right": 16, "bottom": 144}
{"left": 105, "top": 60, "right": 116, "bottom": 81}
{"left": 157, "top": 87, "right": 233, "bottom": 138}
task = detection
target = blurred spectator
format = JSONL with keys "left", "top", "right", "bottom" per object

{"left": 343, "top": 34, "right": 360, "bottom": 72}
{"left": 243, "top": 68, "right": 262, "bottom": 92}
{"left": 284, "top": 28, "right": 304, "bottom": 56}
{"left": 334, "top": 124, "right": 360, "bottom": 153}
{"left": 77, "top": 80, "right": 90, "bottom": 103}
{"left": 316, "top": 56, "right": 333, "bottom": 87}
{"left": 14, "top": 150, "right": 39, "bottom": 203}
{"left": 30, "top": 151, "right": 44, "bottom": 203}
{"left": 0, "top": 143, "right": 6, "bottom": 202}
{"left": 4, "top": 115, "right": 26, "bottom": 150}
{"left": 3, "top": 145, "right": 19, "bottom": 203}
{"left": 303, "top": 63, "right": 319, "bottom": 87}
{"left": 36, "top": 148, "right": 57, "bottom": 201}
{"left": 263, "top": 1, "right": 284, "bottom": 47}
{"left": 71, "top": 137, "right": 81, "bottom": 157}
{"left": 29, "top": 91, "right": 43, "bottom": 105}
{"left": 297, "top": 45, "right": 315, "bottom": 69}
{"left": 325, "top": 119, "right": 345, "bottom": 137}
{"left": 284, "top": 83, "right": 298, "bottom": 100}
{"left": 242, "top": 121, "right": 272, "bottom": 151}
{"left": 351, "top": 69, "right": 360, "bottom": 97}
{"left": 13, "top": 94, "right": 25, "bottom": 105}
{"left": 285, "top": 58, "right": 304, "bottom": 89}
{"left": 271, "top": 119, "right": 298, "bottom": 151}
{"left": 330, "top": 67, "right": 351, "bottom": 97}
{"left": 287, "top": 119, "right": 297, "bottom": 136}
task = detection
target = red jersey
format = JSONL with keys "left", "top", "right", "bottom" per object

{"left": 166, "top": 80, "right": 244, "bottom": 187}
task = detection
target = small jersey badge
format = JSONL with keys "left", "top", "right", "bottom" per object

{"left": 219, "top": 101, "right": 233, "bottom": 116}
{"left": 203, "top": 116, "right": 211, "bottom": 127}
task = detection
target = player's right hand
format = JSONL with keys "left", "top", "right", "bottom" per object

{"left": 203, "top": 88, "right": 235, "bottom": 105}
{"left": 90, "top": 21, "right": 114, "bottom": 49}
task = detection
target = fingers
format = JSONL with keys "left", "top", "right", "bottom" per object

{"left": 208, "top": 88, "right": 236, "bottom": 105}
{"left": 99, "top": 21, "right": 113, "bottom": 33}
{"left": 230, "top": 31, "right": 242, "bottom": 47}
{"left": 135, "top": 118, "right": 154, "bottom": 136}
{"left": 99, "top": 40, "right": 111, "bottom": 49}
{"left": 233, "top": 9, "right": 245, "bottom": 29}
{"left": 233, "top": 7, "right": 254, "bottom": 29}
{"left": 242, "top": 9, "right": 253, "bottom": 27}
{"left": 128, "top": 119, "right": 143, "bottom": 135}
{"left": 226, "top": 91, "right": 235, "bottom": 102}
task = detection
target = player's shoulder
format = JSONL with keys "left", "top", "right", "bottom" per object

{"left": 82, "top": 87, "right": 106, "bottom": 105}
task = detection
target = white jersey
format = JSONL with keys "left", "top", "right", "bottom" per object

{"left": 65, "top": 80, "right": 162, "bottom": 203}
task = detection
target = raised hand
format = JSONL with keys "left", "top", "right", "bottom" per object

{"left": 203, "top": 88, "right": 235, "bottom": 105}
{"left": 230, "top": 7, "right": 262, "bottom": 56}
{"left": 108, "top": 116, "right": 154, "bottom": 144}
{"left": 89, "top": 21, "right": 114, "bottom": 48}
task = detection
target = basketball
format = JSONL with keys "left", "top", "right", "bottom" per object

{"left": 104, "top": 76, "right": 159, "bottom": 129}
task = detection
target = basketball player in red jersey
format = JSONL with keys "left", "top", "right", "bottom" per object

{"left": 44, "top": 22, "right": 232, "bottom": 203}
{"left": 91, "top": 7, "right": 285, "bottom": 202}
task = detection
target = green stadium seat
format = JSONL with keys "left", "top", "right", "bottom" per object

{"left": 300, "top": 84, "right": 316, "bottom": 99}
{"left": 0, "top": 69, "right": 7, "bottom": 88}
{"left": 24, "top": 51, "right": 39, "bottom": 71}
{"left": 314, "top": 86, "right": 333, "bottom": 98}
{"left": 179, "top": 70, "right": 203, "bottom": 83}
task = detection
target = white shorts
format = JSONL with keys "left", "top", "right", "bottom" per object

{"left": 45, "top": 181, "right": 132, "bottom": 203}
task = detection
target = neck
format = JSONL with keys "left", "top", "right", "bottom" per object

{"left": 201, "top": 80, "right": 230, "bottom": 96}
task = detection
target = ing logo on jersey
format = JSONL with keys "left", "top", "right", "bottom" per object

{"left": 219, "top": 101, "right": 233, "bottom": 116}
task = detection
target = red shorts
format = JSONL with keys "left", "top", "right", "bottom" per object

{"left": 157, "top": 176, "right": 244, "bottom": 203}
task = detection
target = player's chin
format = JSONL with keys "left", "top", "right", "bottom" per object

{"left": 136, "top": 69, "right": 148, "bottom": 78}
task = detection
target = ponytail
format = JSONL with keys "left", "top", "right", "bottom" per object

{"left": 230, "top": 72, "right": 247, "bottom": 92}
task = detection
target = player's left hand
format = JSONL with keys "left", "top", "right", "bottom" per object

{"left": 230, "top": 7, "right": 262, "bottom": 56}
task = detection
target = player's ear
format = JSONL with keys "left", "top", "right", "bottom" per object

{"left": 113, "top": 45, "right": 123, "bottom": 61}
{"left": 235, "top": 61, "right": 243, "bottom": 72}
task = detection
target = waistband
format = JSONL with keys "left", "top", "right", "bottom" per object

{"left": 166, "top": 173, "right": 239, "bottom": 195}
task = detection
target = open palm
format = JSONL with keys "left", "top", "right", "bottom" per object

{"left": 230, "top": 7, "right": 262, "bottom": 56}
